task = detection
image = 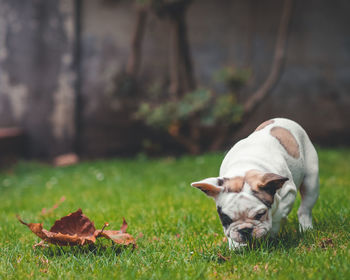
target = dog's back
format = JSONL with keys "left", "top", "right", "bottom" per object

{"left": 220, "top": 118, "right": 317, "bottom": 190}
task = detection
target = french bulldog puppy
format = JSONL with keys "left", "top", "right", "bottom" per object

{"left": 191, "top": 118, "right": 319, "bottom": 250}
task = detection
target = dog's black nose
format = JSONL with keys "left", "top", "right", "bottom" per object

{"left": 238, "top": 227, "right": 253, "bottom": 237}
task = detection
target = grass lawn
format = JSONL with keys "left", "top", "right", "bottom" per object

{"left": 0, "top": 148, "right": 349, "bottom": 279}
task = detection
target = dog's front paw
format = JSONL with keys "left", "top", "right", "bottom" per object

{"left": 298, "top": 213, "right": 313, "bottom": 232}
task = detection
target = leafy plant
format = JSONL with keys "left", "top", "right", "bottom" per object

{"left": 135, "top": 66, "right": 249, "bottom": 154}
{"left": 213, "top": 66, "right": 251, "bottom": 92}
{"left": 119, "top": 0, "right": 292, "bottom": 154}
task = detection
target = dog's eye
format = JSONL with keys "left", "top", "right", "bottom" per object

{"left": 217, "top": 207, "right": 233, "bottom": 228}
{"left": 254, "top": 211, "right": 266, "bottom": 220}
{"left": 220, "top": 214, "right": 233, "bottom": 227}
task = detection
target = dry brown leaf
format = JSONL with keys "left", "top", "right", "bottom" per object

{"left": 17, "top": 209, "right": 96, "bottom": 246}
{"left": 217, "top": 252, "right": 230, "bottom": 262}
{"left": 33, "top": 240, "right": 49, "bottom": 248}
{"left": 53, "top": 153, "right": 79, "bottom": 167}
{"left": 95, "top": 218, "right": 136, "bottom": 247}
{"left": 17, "top": 209, "right": 136, "bottom": 247}
{"left": 96, "top": 230, "right": 136, "bottom": 246}
{"left": 319, "top": 237, "right": 334, "bottom": 249}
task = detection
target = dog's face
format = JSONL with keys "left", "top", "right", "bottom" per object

{"left": 216, "top": 191, "right": 271, "bottom": 243}
{"left": 191, "top": 171, "right": 288, "bottom": 245}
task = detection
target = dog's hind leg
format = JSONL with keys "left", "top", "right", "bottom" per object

{"left": 298, "top": 140, "right": 319, "bottom": 231}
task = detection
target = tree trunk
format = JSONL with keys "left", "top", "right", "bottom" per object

{"left": 126, "top": 6, "right": 148, "bottom": 77}
{"left": 168, "top": 5, "right": 196, "bottom": 98}
{"left": 165, "top": 2, "right": 198, "bottom": 153}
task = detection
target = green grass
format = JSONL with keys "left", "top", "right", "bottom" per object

{"left": 0, "top": 148, "right": 349, "bottom": 279}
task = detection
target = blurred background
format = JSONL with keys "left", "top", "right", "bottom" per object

{"left": 0, "top": 0, "right": 349, "bottom": 164}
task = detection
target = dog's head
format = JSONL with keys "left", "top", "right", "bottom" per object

{"left": 191, "top": 170, "right": 288, "bottom": 244}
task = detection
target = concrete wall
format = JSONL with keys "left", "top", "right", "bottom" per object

{"left": 232, "top": 0, "right": 350, "bottom": 144}
{"left": 1, "top": 0, "right": 350, "bottom": 158}
{"left": 0, "top": 0, "right": 76, "bottom": 157}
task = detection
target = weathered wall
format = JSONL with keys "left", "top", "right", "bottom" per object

{"left": 231, "top": 0, "right": 350, "bottom": 144}
{"left": 1, "top": 0, "right": 350, "bottom": 157}
{"left": 0, "top": 0, "right": 75, "bottom": 157}
{"left": 79, "top": 0, "right": 145, "bottom": 156}
{"left": 80, "top": 0, "right": 350, "bottom": 156}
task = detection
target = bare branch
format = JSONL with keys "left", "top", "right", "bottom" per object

{"left": 243, "top": 0, "right": 294, "bottom": 118}
{"left": 168, "top": 4, "right": 196, "bottom": 98}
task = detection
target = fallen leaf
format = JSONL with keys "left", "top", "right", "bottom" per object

{"left": 33, "top": 241, "right": 49, "bottom": 249}
{"left": 97, "top": 231, "right": 135, "bottom": 246}
{"left": 264, "top": 263, "right": 269, "bottom": 271}
{"left": 53, "top": 153, "right": 79, "bottom": 167}
{"left": 217, "top": 252, "right": 230, "bottom": 262}
{"left": 120, "top": 218, "right": 128, "bottom": 233}
{"left": 152, "top": 236, "right": 160, "bottom": 241}
{"left": 17, "top": 209, "right": 96, "bottom": 246}
{"left": 17, "top": 209, "right": 136, "bottom": 247}
{"left": 319, "top": 237, "right": 334, "bottom": 249}
{"left": 40, "top": 257, "right": 49, "bottom": 265}
{"left": 95, "top": 218, "right": 136, "bottom": 247}
{"left": 50, "top": 209, "right": 96, "bottom": 236}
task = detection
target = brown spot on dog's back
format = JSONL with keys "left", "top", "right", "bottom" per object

{"left": 223, "top": 176, "right": 244, "bottom": 192}
{"left": 270, "top": 126, "right": 300, "bottom": 158}
{"left": 255, "top": 119, "right": 275, "bottom": 131}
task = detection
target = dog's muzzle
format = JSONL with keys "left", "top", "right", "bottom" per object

{"left": 238, "top": 227, "right": 253, "bottom": 241}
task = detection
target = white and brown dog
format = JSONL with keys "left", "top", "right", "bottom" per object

{"left": 191, "top": 118, "right": 319, "bottom": 250}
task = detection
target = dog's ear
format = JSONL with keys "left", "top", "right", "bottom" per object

{"left": 246, "top": 170, "right": 288, "bottom": 207}
{"left": 258, "top": 173, "right": 289, "bottom": 195}
{"left": 191, "top": 177, "right": 224, "bottom": 199}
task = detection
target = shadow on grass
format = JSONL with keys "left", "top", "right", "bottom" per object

{"left": 37, "top": 241, "right": 132, "bottom": 258}
{"left": 208, "top": 219, "right": 336, "bottom": 263}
